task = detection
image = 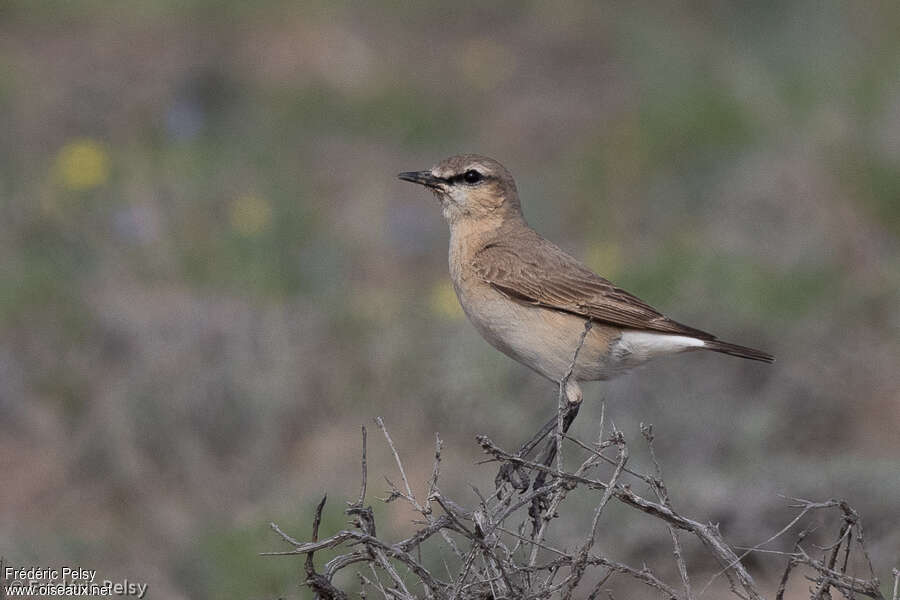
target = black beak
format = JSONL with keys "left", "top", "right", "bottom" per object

{"left": 398, "top": 171, "right": 445, "bottom": 189}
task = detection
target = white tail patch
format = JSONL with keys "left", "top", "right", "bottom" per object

{"left": 615, "top": 331, "right": 706, "bottom": 361}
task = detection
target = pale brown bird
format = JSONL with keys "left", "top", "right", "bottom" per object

{"left": 399, "top": 154, "right": 773, "bottom": 407}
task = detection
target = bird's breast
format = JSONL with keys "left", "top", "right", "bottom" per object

{"left": 447, "top": 225, "right": 624, "bottom": 382}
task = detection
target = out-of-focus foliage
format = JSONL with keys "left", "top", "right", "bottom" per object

{"left": 0, "top": 1, "right": 897, "bottom": 598}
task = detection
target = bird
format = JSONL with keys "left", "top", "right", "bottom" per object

{"left": 398, "top": 154, "right": 773, "bottom": 408}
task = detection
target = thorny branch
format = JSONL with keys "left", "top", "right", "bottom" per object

{"left": 266, "top": 417, "right": 895, "bottom": 600}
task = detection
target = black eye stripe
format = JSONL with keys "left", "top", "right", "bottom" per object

{"left": 448, "top": 170, "right": 490, "bottom": 184}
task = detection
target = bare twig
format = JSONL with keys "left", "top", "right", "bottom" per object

{"left": 642, "top": 423, "right": 693, "bottom": 600}
{"left": 267, "top": 408, "right": 890, "bottom": 600}
{"left": 425, "top": 433, "right": 443, "bottom": 514}
{"left": 300, "top": 496, "right": 349, "bottom": 600}
{"left": 376, "top": 417, "right": 421, "bottom": 512}
{"left": 560, "top": 429, "right": 627, "bottom": 598}
{"left": 352, "top": 425, "right": 368, "bottom": 509}
{"left": 774, "top": 530, "right": 806, "bottom": 600}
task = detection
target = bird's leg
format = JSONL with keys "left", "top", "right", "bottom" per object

{"left": 497, "top": 321, "right": 593, "bottom": 499}
{"left": 531, "top": 380, "right": 582, "bottom": 489}
{"left": 496, "top": 381, "right": 583, "bottom": 491}
{"left": 526, "top": 379, "right": 583, "bottom": 531}
{"left": 494, "top": 413, "right": 559, "bottom": 492}
{"left": 518, "top": 415, "right": 559, "bottom": 458}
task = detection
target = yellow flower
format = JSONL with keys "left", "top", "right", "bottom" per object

{"left": 229, "top": 194, "right": 272, "bottom": 236}
{"left": 54, "top": 139, "right": 110, "bottom": 191}
{"left": 429, "top": 281, "right": 463, "bottom": 320}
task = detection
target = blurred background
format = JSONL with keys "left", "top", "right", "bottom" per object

{"left": 1, "top": 1, "right": 898, "bottom": 598}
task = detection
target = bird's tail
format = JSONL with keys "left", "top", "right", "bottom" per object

{"left": 705, "top": 340, "right": 774, "bottom": 363}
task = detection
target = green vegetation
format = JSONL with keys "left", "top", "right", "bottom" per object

{"left": 1, "top": 2, "right": 897, "bottom": 598}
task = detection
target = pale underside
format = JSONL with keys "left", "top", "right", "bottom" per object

{"left": 453, "top": 275, "right": 706, "bottom": 385}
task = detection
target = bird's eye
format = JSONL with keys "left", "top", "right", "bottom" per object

{"left": 463, "top": 169, "right": 483, "bottom": 184}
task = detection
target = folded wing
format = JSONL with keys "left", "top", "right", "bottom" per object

{"left": 471, "top": 231, "right": 715, "bottom": 339}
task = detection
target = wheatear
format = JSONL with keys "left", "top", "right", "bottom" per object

{"left": 399, "top": 154, "right": 773, "bottom": 406}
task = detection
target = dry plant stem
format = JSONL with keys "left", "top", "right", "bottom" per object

{"left": 586, "top": 555, "right": 679, "bottom": 599}
{"left": 812, "top": 511, "right": 852, "bottom": 600}
{"left": 367, "top": 565, "right": 389, "bottom": 599}
{"left": 376, "top": 417, "right": 421, "bottom": 512}
{"left": 851, "top": 507, "right": 884, "bottom": 589}
{"left": 478, "top": 435, "right": 765, "bottom": 600}
{"left": 426, "top": 433, "right": 442, "bottom": 514}
{"left": 796, "top": 548, "right": 884, "bottom": 599}
{"left": 700, "top": 498, "right": 841, "bottom": 596}
{"left": 796, "top": 504, "right": 884, "bottom": 599}
{"left": 378, "top": 417, "right": 464, "bottom": 565}
{"left": 562, "top": 431, "right": 651, "bottom": 484}
{"left": 642, "top": 424, "right": 694, "bottom": 600}
{"left": 524, "top": 435, "right": 609, "bottom": 569}
{"left": 270, "top": 427, "right": 451, "bottom": 599}
{"left": 770, "top": 501, "right": 886, "bottom": 600}
{"left": 267, "top": 410, "right": 894, "bottom": 600}
{"left": 524, "top": 434, "right": 607, "bottom": 568}
{"left": 354, "top": 426, "right": 368, "bottom": 507}
{"left": 891, "top": 568, "right": 899, "bottom": 600}
{"left": 560, "top": 432, "right": 628, "bottom": 598}
{"left": 435, "top": 492, "right": 516, "bottom": 598}
{"left": 774, "top": 531, "right": 805, "bottom": 600}
{"left": 305, "top": 496, "right": 349, "bottom": 600}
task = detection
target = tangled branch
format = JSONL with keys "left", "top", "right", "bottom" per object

{"left": 267, "top": 328, "right": 892, "bottom": 600}
{"left": 265, "top": 410, "right": 894, "bottom": 600}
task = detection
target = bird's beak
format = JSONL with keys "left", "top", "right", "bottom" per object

{"left": 398, "top": 171, "right": 445, "bottom": 189}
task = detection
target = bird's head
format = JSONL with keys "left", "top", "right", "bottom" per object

{"left": 399, "top": 154, "right": 522, "bottom": 225}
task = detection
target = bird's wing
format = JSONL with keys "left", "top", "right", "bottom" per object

{"left": 472, "top": 234, "right": 715, "bottom": 339}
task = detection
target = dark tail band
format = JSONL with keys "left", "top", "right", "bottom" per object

{"left": 706, "top": 340, "right": 775, "bottom": 363}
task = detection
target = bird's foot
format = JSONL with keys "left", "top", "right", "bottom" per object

{"left": 495, "top": 462, "right": 530, "bottom": 493}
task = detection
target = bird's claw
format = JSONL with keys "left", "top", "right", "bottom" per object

{"left": 495, "top": 462, "right": 530, "bottom": 493}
